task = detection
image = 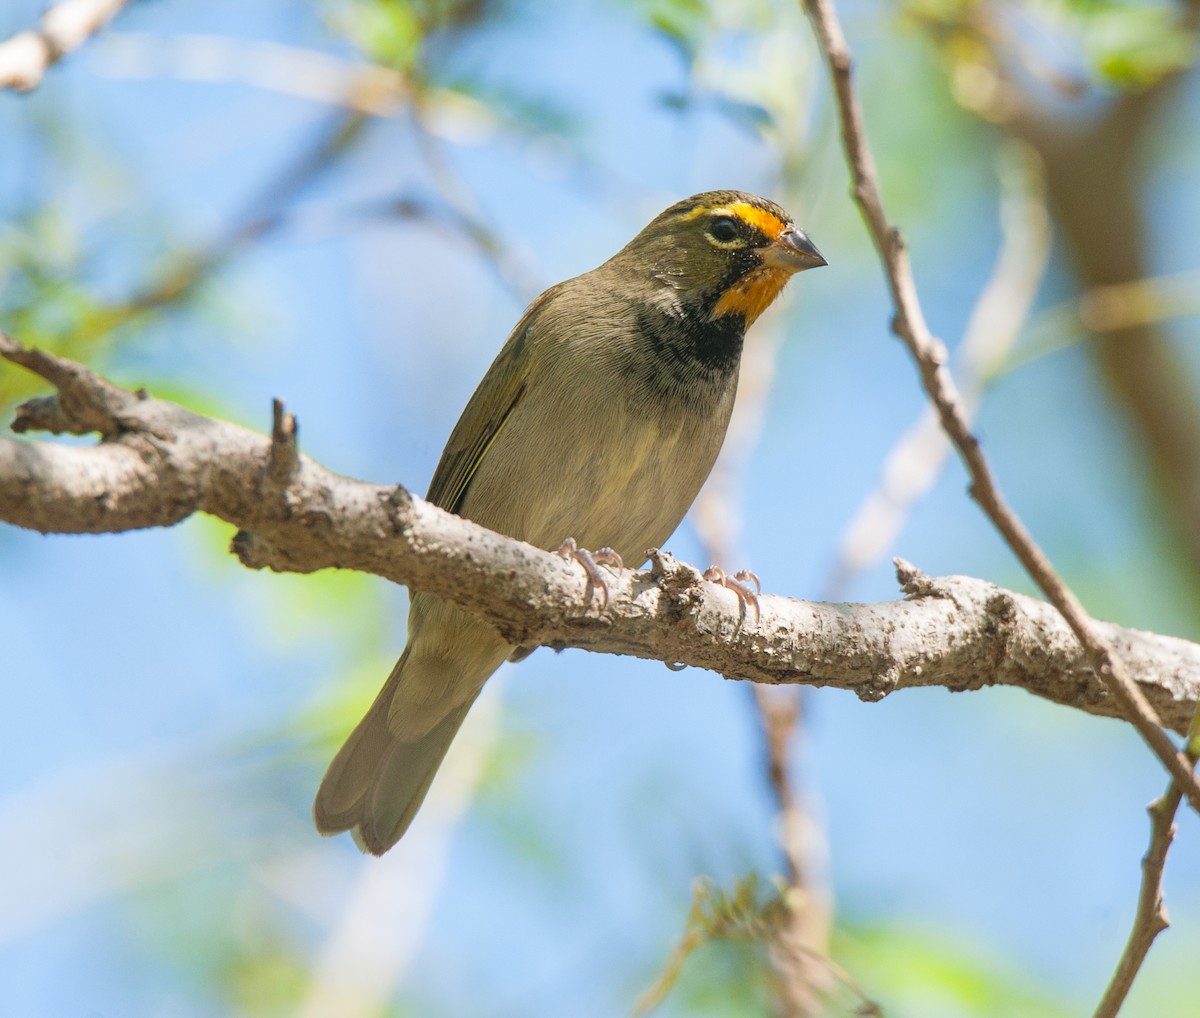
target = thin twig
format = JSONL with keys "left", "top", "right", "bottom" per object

{"left": 1092, "top": 705, "right": 1200, "bottom": 1018}
{"left": 0, "top": 0, "right": 128, "bottom": 92}
{"left": 799, "top": 0, "right": 1200, "bottom": 815}
{"left": 1091, "top": 784, "right": 1181, "bottom": 1017}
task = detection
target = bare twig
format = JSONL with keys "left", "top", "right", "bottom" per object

{"left": 0, "top": 0, "right": 128, "bottom": 91}
{"left": 1092, "top": 783, "right": 1182, "bottom": 1017}
{"left": 799, "top": 0, "right": 1200, "bottom": 815}
{"left": 1092, "top": 705, "right": 1200, "bottom": 1018}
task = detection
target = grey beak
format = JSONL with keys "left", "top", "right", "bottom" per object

{"left": 765, "top": 227, "right": 827, "bottom": 272}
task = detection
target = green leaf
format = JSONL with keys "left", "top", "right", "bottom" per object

{"left": 1084, "top": 3, "right": 1196, "bottom": 88}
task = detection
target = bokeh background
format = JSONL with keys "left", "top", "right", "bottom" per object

{"left": 2, "top": 0, "right": 1199, "bottom": 1015}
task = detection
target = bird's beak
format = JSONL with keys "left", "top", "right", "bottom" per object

{"left": 763, "top": 227, "right": 827, "bottom": 273}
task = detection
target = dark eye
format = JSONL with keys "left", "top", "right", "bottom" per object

{"left": 707, "top": 217, "right": 739, "bottom": 243}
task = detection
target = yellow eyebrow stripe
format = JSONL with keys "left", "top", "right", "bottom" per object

{"left": 678, "top": 200, "right": 787, "bottom": 238}
{"left": 725, "top": 201, "right": 786, "bottom": 238}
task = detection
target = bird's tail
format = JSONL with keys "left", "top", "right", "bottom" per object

{"left": 313, "top": 646, "right": 479, "bottom": 855}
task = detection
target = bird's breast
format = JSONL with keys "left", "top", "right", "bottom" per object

{"left": 458, "top": 357, "right": 737, "bottom": 564}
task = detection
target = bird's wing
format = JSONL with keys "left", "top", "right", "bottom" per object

{"left": 425, "top": 286, "right": 557, "bottom": 514}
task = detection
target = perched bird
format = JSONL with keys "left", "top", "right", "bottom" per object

{"left": 314, "top": 190, "right": 826, "bottom": 855}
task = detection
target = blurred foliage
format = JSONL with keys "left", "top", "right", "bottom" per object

{"left": 904, "top": 0, "right": 1196, "bottom": 98}
{"left": 628, "top": 0, "right": 713, "bottom": 58}
{"left": 318, "top": 0, "right": 581, "bottom": 137}
{"left": 833, "top": 922, "right": 1073, "bottom": 1018}
{"left": 0, "top": 207, "right": 130, "bottom": 407}
{"left": 623, "top": 0, "right": 818, "bottom": 141}
{"left": 633, "top": 873, "right": 789, "bottom": 1015}
{"left": 1078, "top": 0, "right": 1196, "bottom": 87}
{"left": 324, "top": 0, "right": 501, "bottom": 72}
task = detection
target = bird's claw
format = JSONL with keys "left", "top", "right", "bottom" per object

{"left": 703, "top": 566, "right": 761, "bottom": 622}
{"left": 556, "top": 538, "right": 624, "bottom": 608}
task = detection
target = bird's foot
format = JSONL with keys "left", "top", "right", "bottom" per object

{"left": 556, "top": 538, "right": 624, "bottom": 608}
{"left": 703, "top": 566, "right": 761, "bottom": 622}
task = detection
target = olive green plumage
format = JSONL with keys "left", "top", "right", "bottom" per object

{"left": 314, "top": 190, "right": 826, "bottom": 855}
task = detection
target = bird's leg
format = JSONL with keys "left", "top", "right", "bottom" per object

{"left": 703, "top": 566, "right": 761, "bottom": 622}
{"left": 555, "top": 537, "right": 624, "bottom": 609}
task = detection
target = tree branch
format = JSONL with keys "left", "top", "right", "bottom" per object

{"left": 799, "top": 0, "right": 1200, "bottom": 816}
{"left": 1092, "top": 706, "right": 1200, "bottom": 1018}
{"left": 1093, "top": 781, "right": 1184, "bottom": 1017}
{"left": 0, "top": 0, "right": 129, "bottom": 92}
{"left": 2, "top": 333, "right": 1199, "bottom": 733}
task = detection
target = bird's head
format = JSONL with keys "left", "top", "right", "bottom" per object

{"left": 610, "top": 190, "right": 827, "bottom": 328}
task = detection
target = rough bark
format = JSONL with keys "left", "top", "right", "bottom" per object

{"left": 2, "top": 334, "right": 1197, "bottom": 732}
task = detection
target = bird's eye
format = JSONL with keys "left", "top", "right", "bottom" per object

{"left": 707, "top": 217, "right": 740, "bottom": 244}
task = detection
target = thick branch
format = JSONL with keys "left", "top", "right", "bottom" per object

{"left": 2, "top": 335, "right": 1199, "bottom": 733}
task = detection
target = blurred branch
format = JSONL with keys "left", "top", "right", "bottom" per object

{"left": 946, "top": 0, "right": 1200, "bottom": 602}
{"left": 96, "top": 32, "right": 416, "bottom": 114}
{"left": 4, "top": 336, "right": 1200, "bottom": 734}
{"left": 693, "top": 314, "right": 835, "bottom": 1016}
{"left": 1031, "top": 110, "right": 1200, "bottom": 606}
{"left": 0, "top": 0, "right": 128, "bottom": 92}
{"left": 5, "top": 27, "right": 537, "bottom": 378}
{"left": 0, "top": 107, "right": 372, "bottom": 383}
{"left": 34, "top": 102, "right": 534, "bottom": 360}
{"left": 1001, "top": 268, "right": 1200, "bottom": 378}
{"left": 1092, "top": 747, "right": 1195, "bottom": 1018}
{"left": 409, "top": 109, "right": 542, "bottom": 300}
{"left": 827, "top": 140, "right": 1051, "bottom": 598}
{"left": 108, "top": 109, "right": 368, "bottom": 327}
{"left": 751, "top": 687, "right": 837, "bottom": 1016}
{"left": 633, "top": 875, "right": 881, "bottom": 1018}
{"left": 96, "top": 30, "right": 520, "bottom": 135}
{"left": 799, "top": 0, "right": 1200, "bottom": 815}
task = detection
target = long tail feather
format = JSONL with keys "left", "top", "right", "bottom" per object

{"left": 314, "top": 648, "right": 477, "bottom": 855}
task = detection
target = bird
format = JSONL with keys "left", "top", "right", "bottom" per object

{"left": 314, "top": 190, "right": 826, "bottom": 855}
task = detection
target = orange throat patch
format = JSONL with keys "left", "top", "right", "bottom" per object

{"left": 710, "top": 267, "right": 791, "bottom": 327}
